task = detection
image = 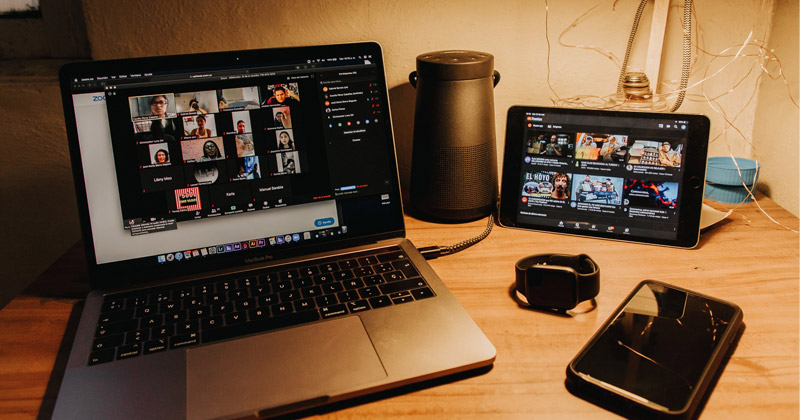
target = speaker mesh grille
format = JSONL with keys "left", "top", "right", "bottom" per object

{"left": 420, "top": 142, "right": 497, "bottom": 210}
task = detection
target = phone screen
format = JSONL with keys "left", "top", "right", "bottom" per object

{"left": 570, "top": 281, "right": 740, "bottom": 411}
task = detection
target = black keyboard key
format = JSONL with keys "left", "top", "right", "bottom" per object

{"left": 391, "top": 293, "right": 414, "bottom": 305}
{"left": 315, "top": 294, "right": 338, "bottom": 307}
{"left": 279, "top": 269, "right": 300, "bottom": 281}
{"left": 314, "top": 273, "right": 334, "bottom": 284}
{"left": 339, "top": 259, "right": 359, "bottom": 269}
{"left": 96, "top": 319, "right": 138, "bottom": 337}
{"left": 101, "top": 298, "right": 124, "bottom": 313}
{"left": 143, "top": 339, "right": 167, "bottom": 354}
{"left": 377, "top": 251, "right": 408, "bottom": 263}
{"left": 373, "top": 263, "right": 394, "bottom": 274}
{"left": 170, "top": 332, "right": 199, "bottom": 349}
{"left": 216, "top": 281, "right": 234, "bottom": 293}
{"left": 125, "top": 295, "right": 149, "bottom": 308}
{"left": 176, "top": 319, "right": 199, "bottom": 334}
{"left": 322, "top": 283, "right": 344, "bottom": 294}
{"left": 337, "top": 290, "right": 360, "bottom": 303}
{"left": 271, "top": 303, "right": 293, "bottom": 316}
{"left": 151, "top": 324, "right": 174, "bottom": 339}
{"left": 117, "top": 343, "right": 141, "bottom": 360}
{"left": 188, "top": 306, "right": 209, "bottom": 319}
{"left": 272, "top": 281, "right": 292, "bottom": 292}
{"left": 235, "top": 298, "right": 256, "bottom": 311}
{"left": 211, "top": 303, "right": 232, "bottom": 315}
{"left": 140, "top": 314, "right": 163, "bottom": 329}
{"left": 353, "top": 266, "right": 374, "bottom": 277}
{"left": 347, "top": 300, "right": 370, "bottom": 313}
{"left": 93, "top": 334, "right": 123, "bottom": 351}
{"left": 164, "top": 310, "right": 187, "bottom": 323}
{"left": 237, "top": 276, "right": 257, "bottom": 289}
{"left": 358, "top": 286, "right": 380, "bottom": 298}
{"left": 159, "top": 301, "right": 181, "bottom": 313}
{"left": 249, "top": 285, "right": 270, "bottom": 296}
{"left": 279, "top": 290, "right": 300, "bottom": 302}
{"left": 153, "top": 291, "right": 172, "bottom": 303}
{"left": 382, "top": 271, "right": 405, "bottom": 282}
{"left": 89, "top": 348, "right": 116, "bottom": 365}
{"left": 411, "top": 287, "right": 435, "bottom": 300}
{"left": 368, "top": 295, "right": 392, "bottom": 308}
{"left": 299, "top": 265, "right": 319, "bottom": 277}
{"left": 202, "top": 310, "right": 320, "bottom": 343}
{"left": 98, "top": 308, "right": 134, "bottom": 325}
{"left": 135, "top": 304, "right": 158, "bottom": 318}
{"left": 379, "top": 278, "right": 427, "bottom": 295}
{"left": 176, "top": 287, "right": 194, "bottom": 299}
{"left": 202, "top": 315, "right": 223, "bottom": 329}
{"left": 319, "top": 262, "right": 339, "bottom": 273}
{"left": 320, "top": 304, "right": 348, "bottom": 319}
{"left": 343, "top": 278, "right": 365, "bottom": 290}
{"left": 293, "top": 298, "right": 316, "bottom": 311}
{"left": 333, "top": 270, "right": 354, "bottom": 281}
{"left": 226, "top": 289, "right": 248, "bottom": 301}
{"left": 262, "top": 272, "right": 278, "bottom": 283}
{"left": 225, "top": 312, "right": 247, "bottom": 325}
{"left": 363, "top": 275, "right": 384, "bottom": 286}
{"left": 257, "top": 294, "right": 278, "bottom": 306}
{"left": 301, "top": 285, "right": 322, "bottom": 299}
{"left": 357, "top": 256, "right": 378, "bottom": 266}
{"left": 194, "top": 284, "right": 214, "bottom": 296}
{"left": 296, "top": 277, "right": 316, "bottom": 289}
{"left": 248, "top": 307, "right": 269, "bottom": 320}
{"left": 393, "top": 260, "right": 420, "bottom": 278}
{"left": 125, "top": 329, "right": 149, "bottom": 344}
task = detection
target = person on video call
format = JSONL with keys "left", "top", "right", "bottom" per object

{"left": 540, "top": 134, "right": 563, "bottom": 156}
{"left": 190, "top": 115, "right": 213, "bottom": 138}
{"left": 277, "top": 131, "right": 295, "bottom": 150}
{"left": 199, "top": 140, "right": 223, "bottom": 161}
{"left": 236, "top": 120, "right": 248, "bottom": 134}
{"left": 267, "top": 86, "right": 300, "bottom": 106}
{"left": 149, "top": 95, "right": 169, "bottom": 118}
{"left": 154, "top": 149, "right": 170, "bottom": 164}
{"left": 274, "top": 110, "right": 292, "bottom": 129}
{"left": 188, "top": 98, "right": 208, "bottom": 114}
{"left": 658, "top": 142, "right": 681, "bottom": 167}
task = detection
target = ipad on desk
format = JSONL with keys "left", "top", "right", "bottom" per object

{"left": 499, "top": 106, "right": 710, "bottom": 248}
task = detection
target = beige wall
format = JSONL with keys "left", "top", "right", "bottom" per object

{"left": 752, "top": 0, "right": 799, "bottom": 216}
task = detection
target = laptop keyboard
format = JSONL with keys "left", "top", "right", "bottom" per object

{"left": 89, "top": 246, "right": 434, "bottom": 366}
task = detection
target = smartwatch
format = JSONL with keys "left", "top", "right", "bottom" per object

{"left": 514, "top": 254, "right": 600, "bottom": 311}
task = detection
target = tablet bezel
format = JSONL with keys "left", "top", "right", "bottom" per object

{"left": 498, "top": 105, "right": 710, "bottom": 249}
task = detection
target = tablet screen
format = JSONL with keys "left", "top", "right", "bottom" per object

{"left": 499, "top": 106, "right": 710, "bottom": 248}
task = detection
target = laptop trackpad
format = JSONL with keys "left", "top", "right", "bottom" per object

{"left": 185, "top": 316, "right": 386, "bottom": 419}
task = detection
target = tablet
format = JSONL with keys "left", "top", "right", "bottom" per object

{"left": 499, "top": 106, "right": 710, "bottom": 248}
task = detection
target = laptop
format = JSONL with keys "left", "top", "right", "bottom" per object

{"left": 53, "top": 42, "right": 495, "bottom": 419}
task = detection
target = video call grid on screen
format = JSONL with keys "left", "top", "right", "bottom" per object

{"left": 514, "top": 111, "right": 690, "bottom": 240}
{"left": 68, "top": 51, "right": 398, "bottom": 265}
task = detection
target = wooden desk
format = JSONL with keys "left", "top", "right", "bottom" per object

{"left": 1, "top": 197, "right": 797, "bottom": 418}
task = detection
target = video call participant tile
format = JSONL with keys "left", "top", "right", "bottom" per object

{"left": 208, "top": 182, "right": 253, "bottom": 212}
{"left": 184, "top": 161, "right": 228, "bottom": 186}
{"left": 140, "top": 165, "right": 187, "bottom": 193}
{"left": 251, "top": 177, "right": 292, "bottom": 207}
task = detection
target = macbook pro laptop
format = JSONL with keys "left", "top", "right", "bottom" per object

{"left": 54, "top": 42, "right": 495, "bottom": 419}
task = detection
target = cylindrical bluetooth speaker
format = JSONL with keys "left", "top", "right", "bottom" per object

{"left": 409, "top": 50, "right": 499, "bottom": 222}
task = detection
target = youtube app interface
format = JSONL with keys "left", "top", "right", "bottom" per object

{"left": 514, "top": 110, "right": 691, "bottom": 240}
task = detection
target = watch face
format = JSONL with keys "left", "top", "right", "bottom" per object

{"left": 525, "top": 266, "right": 579, "bottom": 310}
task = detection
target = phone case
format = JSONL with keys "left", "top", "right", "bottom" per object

{"left": 565, "top": 280, "right": 744, "bottom": 419}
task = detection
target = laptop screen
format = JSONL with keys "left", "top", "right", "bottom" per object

{"left": 60, "top": 43, "right": 404, "bottom": 283}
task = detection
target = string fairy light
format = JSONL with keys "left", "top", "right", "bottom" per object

{"left": 542, "top": 0, "right": 798, "bottom": 233}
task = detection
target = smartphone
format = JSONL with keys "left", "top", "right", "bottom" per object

{"left": 566, "top": 280, "right": 743, "bottom": 419}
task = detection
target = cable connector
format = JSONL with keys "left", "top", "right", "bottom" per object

{"left": 417, "top": 214, "right": 494, "bottom": 260}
